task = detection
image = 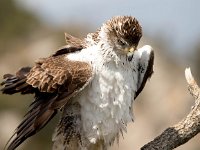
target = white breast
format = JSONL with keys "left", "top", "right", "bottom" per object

{"left": 66, "top": 46, "right": 139, "bottom": 145}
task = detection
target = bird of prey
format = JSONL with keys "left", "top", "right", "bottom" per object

{"left": 1, "top": 16, "right": 154, "bottom": 150}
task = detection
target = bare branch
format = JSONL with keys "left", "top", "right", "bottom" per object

{"left": 141, "top": 68, "right": 200, "bottom": 150}
{"left": 185, "top": 68, "right": 200, "bottom": 100}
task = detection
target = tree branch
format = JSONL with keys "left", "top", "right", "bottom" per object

{"left": 141, "top": 68, "right": 200, "bottom": 150}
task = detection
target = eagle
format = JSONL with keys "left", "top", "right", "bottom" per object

{"left": 1, "top": 16, "right": 154, "bottom": 150}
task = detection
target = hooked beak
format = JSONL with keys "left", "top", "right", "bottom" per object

{"left": 127, "top": 46, "right": 136, "bottom": 61}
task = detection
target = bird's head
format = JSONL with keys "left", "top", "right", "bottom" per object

{"left": 99, "top": 16, "right": 142, "bottom": 60}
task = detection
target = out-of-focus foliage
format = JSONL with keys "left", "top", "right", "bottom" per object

{"left": 193, "top": 41, "right": 200, "bottom": 83}
{"left": 0, "top": 1, "right": 53, "bottom": 150}
{"left": 0, "top": 0, "right": 39, "bottom": 53}
{"left": 1, "top": 0, "right": 200, "bottom": 150}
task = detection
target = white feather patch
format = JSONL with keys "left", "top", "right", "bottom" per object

{"left": 65, "top": 42, "right": 153, "bottom": 145}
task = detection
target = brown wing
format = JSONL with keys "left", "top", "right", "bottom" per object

{"left": 53, "top": 46, "right": 83, "bottom": 57}
{"left": 26, "top": 55, "right": 93, "bottom": 107}
{"left": 64, "top": 32, "right": 86, "bottom": 48}
{"left": 2, "top": 49, "right": 93, "bottom": 150}
{"left": 1, "top": 67, "right": 34, "bottom": 94}
{"left": 52, "top": 33, "right": 86, "bottom": 57}
{"left": 135, "top": 49, "right": 154, "bottom": 99}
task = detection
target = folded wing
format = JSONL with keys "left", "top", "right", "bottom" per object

{"left": 135, "top": 45, "right": 154, "bottom": 99}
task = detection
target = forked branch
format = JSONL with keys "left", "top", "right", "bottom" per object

{"left": 141, "top": 68, "right": 200, "bottom": 150}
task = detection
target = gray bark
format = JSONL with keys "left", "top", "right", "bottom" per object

{"left": 141, "top": 68, "right": 200, "bottom": 150}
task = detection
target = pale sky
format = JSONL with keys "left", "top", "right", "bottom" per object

{"left": 16, "top": 0, "right": 200, "bottom": 56}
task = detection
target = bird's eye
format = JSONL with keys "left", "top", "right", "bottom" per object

{"left": 118, "top": 39, "right": 126, "bottom": 46}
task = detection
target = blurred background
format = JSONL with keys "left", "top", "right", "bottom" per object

{"left": 0, "top": 0, "right": 200, "bottom": 149}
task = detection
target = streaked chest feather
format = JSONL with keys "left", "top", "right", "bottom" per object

{"left": 67, "top": 47, "right": 139, "bottom": 144}
{"left": 80, "top": 63, "right": 137, "bottom": 143}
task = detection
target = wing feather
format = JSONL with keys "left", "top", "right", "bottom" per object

{"left": 64, "top": 33, "right": 86, "bottom": 47}
{"left": 26, "top": 55, "right": 92, "bottom": 93}
{"left": 2, "top": 44, "right": 93, "bottom": 150}
{"left": 135, "top": 45, "right": 154, "bottom": 99}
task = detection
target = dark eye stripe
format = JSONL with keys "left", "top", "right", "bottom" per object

{"left": 118, "top": 39, "right": 126, "bottom": 46}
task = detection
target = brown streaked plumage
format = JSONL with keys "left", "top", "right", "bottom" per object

{"left": 1, "top": 16, "right": 154, "bottom": 150}
{"left": 2, "top": 46, "right": 92, "bottom": 150}
{"left": 27, "top": 55, "right": 92, "bottom": 93}
{"left": 105, "top": 16, "right": 142, "bottom": 47}
{"left": 64, "top": 33, "right": 86, "bottom": 48}
{"left": 1, "top": 67, "right": 33, "bottom": 95}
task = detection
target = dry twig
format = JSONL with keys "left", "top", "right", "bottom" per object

{"left": 141, "top": 68, "right": 200, "bottom": 150}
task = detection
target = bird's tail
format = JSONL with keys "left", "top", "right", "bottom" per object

{"left": 1, "top": 67, "right": 58, "bottom": 150}
{"left": 1, "top": 67, "right": 33, "bottom": 94}
{"left": 5, "top": 92, "right": 58, "bottom": 150}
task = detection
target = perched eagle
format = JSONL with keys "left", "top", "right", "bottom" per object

{"left": 1, "top": 16, "right": 154, "bottom": 150}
